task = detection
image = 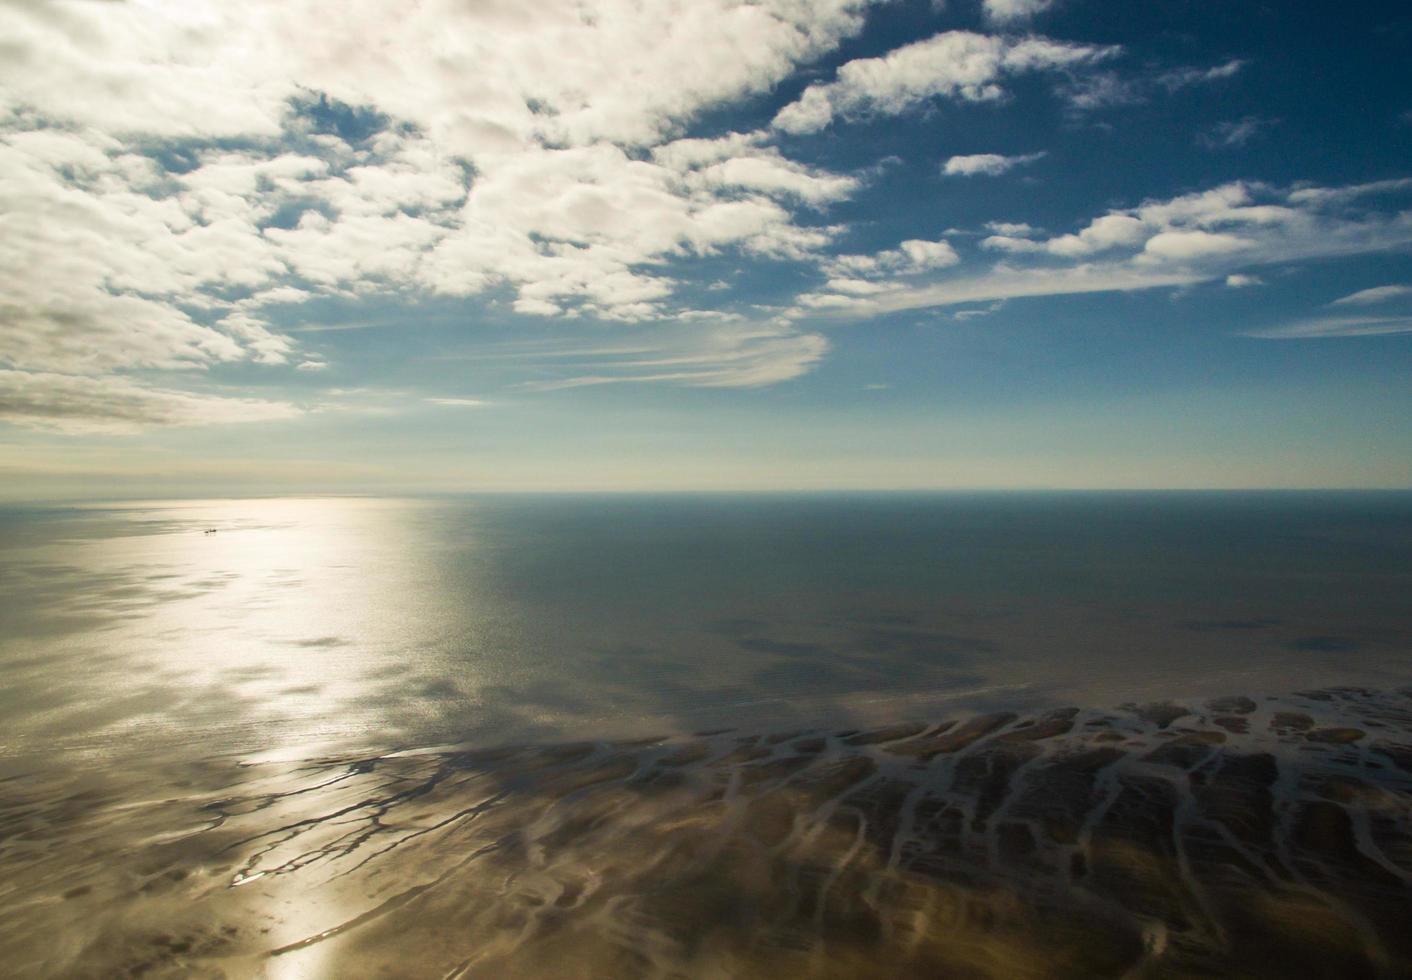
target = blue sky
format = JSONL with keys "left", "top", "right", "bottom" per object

{"left": 1, "top": 0, "right": 1410, "bottom": 496}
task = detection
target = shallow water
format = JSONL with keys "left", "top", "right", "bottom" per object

{"left": 2, "top": 493, "right": 1411, "bottom": 976}
{"left": 2, "top": 492, "right": 1410, "bottom": 767}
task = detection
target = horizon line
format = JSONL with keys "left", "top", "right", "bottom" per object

{"left": 5, "top": 486, "right": 1412, "bottom": 507}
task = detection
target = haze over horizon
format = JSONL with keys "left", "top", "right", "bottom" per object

{"left": 3, "top": 0, "right": 1411, "bottom": 498}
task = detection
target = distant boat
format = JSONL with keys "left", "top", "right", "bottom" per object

{"left": 203, "top": 528, "right": 218, "bottom": 535}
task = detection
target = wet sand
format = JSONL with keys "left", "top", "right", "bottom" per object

{"left": 4, "top": 686, "right": 1412, "bottom": 978}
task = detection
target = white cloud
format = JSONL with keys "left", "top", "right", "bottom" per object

{"left": 1061, "top": 73, "right": 1144, "bottom": 111}
{"left": 772, "top": 31, "right": 1114, "bottom": 134}
{"left": 0, "top": 371, "right": 300, "bottom": 434}
{"left": 1201, "top": 116, "right": 1274, "bottom": 149}
{"left": 1330, "top": 284, "right": 1412, "bottom": 306}
{"left": 1242, "top": 316, "right": 1412, "bottom": 340}
{"left": 941, "top": 152, "right": 1045, "bottom": 177}
{"left": 984, "top": 212, "right": 1148, "bottom": 257}
{"left": 799, "top": 263, "right": 1205, "bottom": 314}
{"left": 694, "top": 154, "right": 859, "bottom": 206}
{"left": 1047, "top": 214, "right": 1150, "bottom": 256}
{"left": 1225, "top": 274, "right": 1263, "bottom": 288}
{"left": 986, "top": 221, "right": 1038, "bottom": 236}
{"left": 825, "top": 278, "right": 894, "bottom": 295}
{"left": 1286, "top": 178, "right": 1412, "bottom": 206}
{"left": 524, "top": 321, "right": 829, "bottom": 389}
{"left": 982, "top": 0, "right": 1056, "bottom": 24}
{"left": 980, "top": 236, "right": 1041, "bottom": 254}
{"left": 1064, "top": 59, "right": 1246, "bottom": 112}
{"left": 426, "top": 397, "right": 487, "bottom": 407}
{"left": 795, "top": 236, "right": 964, "bottom": 310}
{"left": 797, "top": 178, "right": 1412, "bottom": 316}
{"left": 0, "top": 0, "right": 892, "bottom": 423}
{"left": 650, "top": 132, "right": 769, "bottom": 171}
{"left": 1, "top": 0, "right": 1405, "bottom": 434}
{"left": 899, "top": 239, "right": 962, "bottom": 269}
{"left": 1140, "top": 230, "right": 1254, "bottom": 262}
{"left": 0, "top": 116, "right": 485, "bottom": 382}
{"left": 1156, "top": 59, "right": 1246, "bottom": 92}
{"left": 651, "top": 131, "right": 860, "bottom": 208}
{"left": 0, "top": 1, "right": 875, "bottom": 150}
{"left": 825, "top": 237, "right": 959, "bottom": 278}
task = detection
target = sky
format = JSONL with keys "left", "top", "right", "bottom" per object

{"left": 2, "top": 0, "right": 1410, "bottom": 498}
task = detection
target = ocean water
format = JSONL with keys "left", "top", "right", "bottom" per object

{"left": 2, "top": 491, "right": 1410, "bottom": 768}
{"left": 4, "top": 493, "right": 1412, "bottom": 977}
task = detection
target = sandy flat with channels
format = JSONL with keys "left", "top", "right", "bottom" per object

{"left": 3, "top": 685, "right": 1411, "bottom": 978}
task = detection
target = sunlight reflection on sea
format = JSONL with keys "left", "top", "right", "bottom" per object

{"left": 1, "top": 492, "right": 1409, "bottom": 771}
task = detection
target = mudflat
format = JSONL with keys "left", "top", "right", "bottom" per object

{"left": 4, "top": 686, "right": 1410, "bottom": 978}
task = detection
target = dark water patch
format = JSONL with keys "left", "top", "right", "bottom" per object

{"left": 1289, "top": 635, "right": 1365, "bottom": 653}
{"left": 286, "top": 636, "right": 349, "bottom": 649}
{"left": 1181, "top": 617, "right": 1282, "bottom": 631}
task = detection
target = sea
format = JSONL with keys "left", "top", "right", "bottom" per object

{"left": 3, "top": 491, "right": 1409, "bottom": 768}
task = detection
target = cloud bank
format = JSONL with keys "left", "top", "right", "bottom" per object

{"left": 0, "top": 371, "right": 300, "bottom": 434}
{"left": 0, "top": 0, "right": 887, "bottom": 427}
{"left": 1, "top": 1, "right": 1407, "bottom": 437}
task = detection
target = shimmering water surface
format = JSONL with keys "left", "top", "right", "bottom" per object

{"left": 3, "top": 492, "right": 1410, "bottom": 767}
{"left": 2, "top": 493, "right": 1411, "bottom": 977}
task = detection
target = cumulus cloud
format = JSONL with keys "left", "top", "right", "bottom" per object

{"left": 1225, "top": 274, "right": 1263, "bottom": 288}
{"left": 797, "top": 178, "right": 1412, "bottom": 315}
{"left": 0, "top": 0, "right": 892, "bottom": 425}
{"left": 794, "top": 236, "right": 962, "bottom": 310}
{"left": 982, "top": 0, "right": 1056, "bottom": 24}
{"left": 0, "top": 371, "right": 300, "bottom": 434}
{"left": 1330, "top": 284, "right": 1412, "bottom": 306}
{"left": 988, "top": 180, "right": 1412, "bottom": 264}
{"left": 0, "top": 118, "right": 474, "bottom": 422}
{"left": 0, "top": 1, "right": 874, "bottom": 149}
{"left": 650, "top": 131, "right": 860, "bottom": 206}
{"left": 1, "top": 0, "right": 1404, "bottom": 436}
{"left": 942, "top": 152, "right": 1045, "bottom": 177}
{"left": 0, "top": 0, "right": 874, "bottom": 335}
{"left": 1139, "top": 230, "right": 1253, "bottom": 262}
{"left": 772, "top": 31, "right": 1114, "bottom": 134}
{"left": 985, "top": 221, "right": 1038, "bottom": 236}
{"left": 825, "top": 237, "right": 959, "bottom": 276}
